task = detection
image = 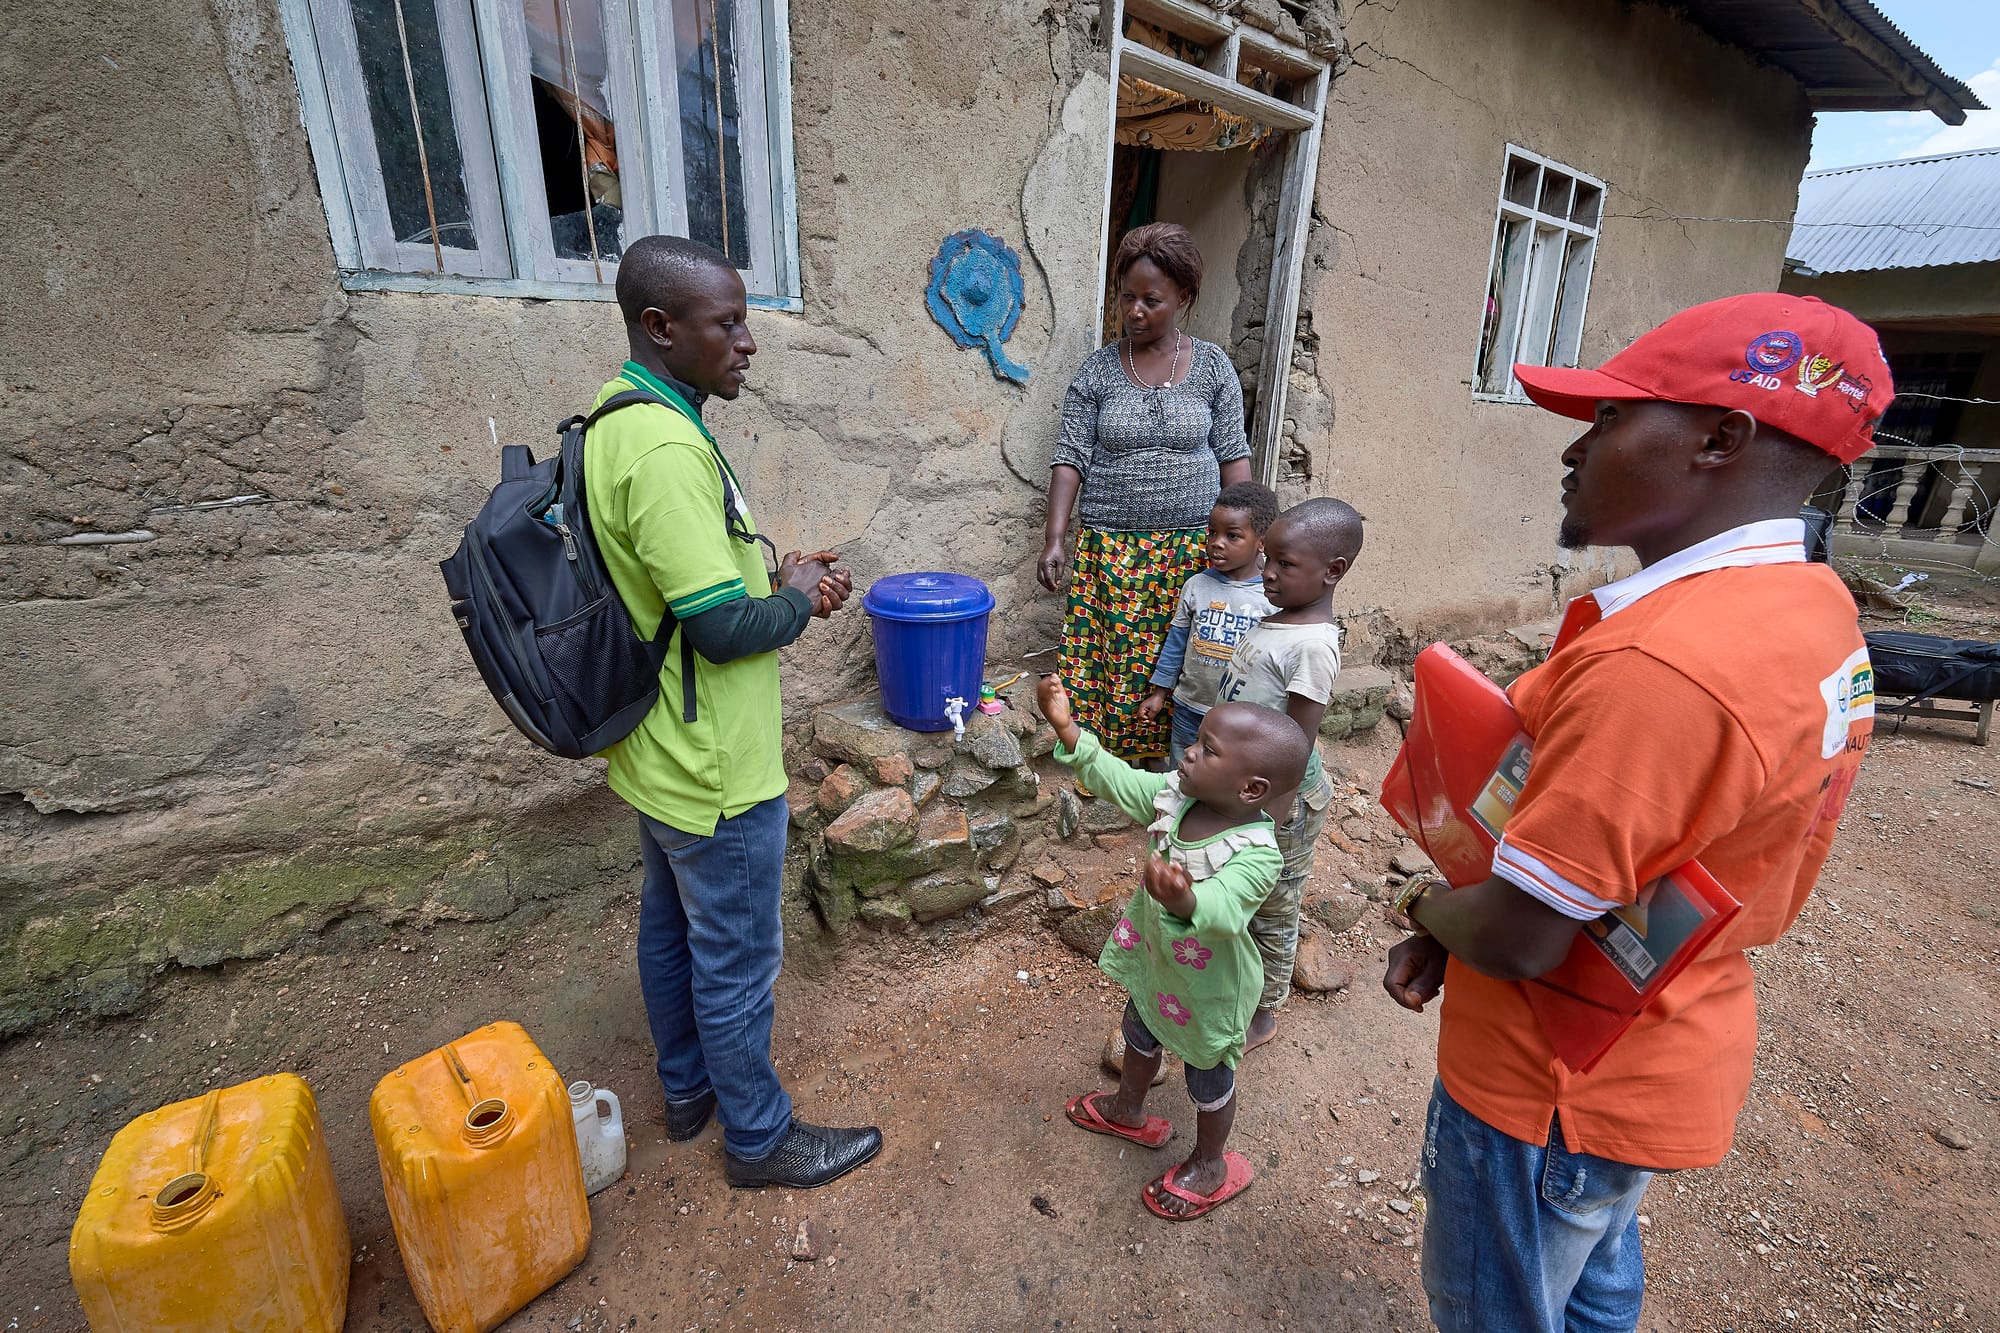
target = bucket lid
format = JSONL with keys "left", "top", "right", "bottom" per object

{"left": 863, "top": 572, "right": 996, "bottom": 622}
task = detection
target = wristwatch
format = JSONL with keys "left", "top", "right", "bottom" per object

{"left": 1390, "top": 876, "right": 1443, "bottom": 935}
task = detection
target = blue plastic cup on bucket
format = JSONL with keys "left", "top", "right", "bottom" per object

{"left": 862, "top": 573, "right": 997, "bottom": 732}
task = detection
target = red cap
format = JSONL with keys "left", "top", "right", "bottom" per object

{"left": 1512, "top": 293, "right": 1893, "bottom": 464}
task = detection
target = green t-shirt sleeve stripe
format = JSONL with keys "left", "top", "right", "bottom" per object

{"left": 669, "top": 580, "right": 749, "bottom": 618}
{"left": 612, "top": 443, "right": 754, "bottom": 616}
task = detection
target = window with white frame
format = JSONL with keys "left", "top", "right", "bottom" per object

{"left": 278, "top": 0, "right": 798, "bottom": 303}
{"left": 1473, "top": 147, "right": 1602, "bottom": 400}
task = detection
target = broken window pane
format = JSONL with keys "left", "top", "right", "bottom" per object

{"left": 1503, "top": 155, "right": 1539, "bottom": 210}
{"left": 1476, "top": 214, "right": 1533, "bottom": 395}
{"left": 1550, "top": 233, "right": 1595, "bottom": 366}
{"left": 1477, "top": 151, "right": 1600, "bottom": 398}
{"left": 675, "top": 0, "right": 752, "bottom": 269}
{"left": 523, "top": 0, "right": 626, "bottom": 262}
{"left": 352, "top": 0, "right": 477, "bottom": 255}
{"left": 1516, "top": 224, "right": 1566, "bottom": 370}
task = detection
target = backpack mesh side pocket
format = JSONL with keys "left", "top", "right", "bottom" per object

{"left": 535, "top": 595, "right": 662, "bottom": 747}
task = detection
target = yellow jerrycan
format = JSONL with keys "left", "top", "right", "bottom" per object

{"left": 372, "top": 1021, "right": 590, "bottom": 1333}
{"left": 68, "top": 1072, "right": 350, "bottom": 1332}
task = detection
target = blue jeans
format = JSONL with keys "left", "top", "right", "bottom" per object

{"left": 637, "top": 797, "right": 792, "bottom": 1160}
{"left": 1419, "top": 1079, "right": 1654, "bottom": 1333}
{"left": 1168, "top": 702, "right": 1205, "bottom": 770}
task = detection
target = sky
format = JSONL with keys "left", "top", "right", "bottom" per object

{"left": 1806, "top": 0, "right": 2000, "bottom": 170}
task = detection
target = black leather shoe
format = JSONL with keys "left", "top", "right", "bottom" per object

{"left": 725, "top": 1118, "right": 882, "bottom": 1189}
{"left": 662, "top": 1089, "right": 717, "bottom": 1142}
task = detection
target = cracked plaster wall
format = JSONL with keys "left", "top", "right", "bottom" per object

{"left": 1299, "top": 0, "right": 1813, "bottom": 639}
{"left": 0, "top": 0, "right": 1108, "bottom": 1032}
{"left": 1, "top": 0, "right": 1818, "bottom": 1033}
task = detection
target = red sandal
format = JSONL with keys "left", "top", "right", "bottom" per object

{"left": 1142, "top": 1151, "right": 1255, "bottom": 1221}
{"left": 1064, "top": 1090, "right": 1172, "bottom": 1149}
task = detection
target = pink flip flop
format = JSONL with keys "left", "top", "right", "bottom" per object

{"left": 1142, "top": 1151, "right": 1255, "bottom": 1221}
{"left": 1065, "top": 1091, "right": 1173, "bottom": 1149}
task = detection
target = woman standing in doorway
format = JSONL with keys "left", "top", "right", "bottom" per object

{"left": 1040, "top": 222, "right": 1253, "bottom": 765}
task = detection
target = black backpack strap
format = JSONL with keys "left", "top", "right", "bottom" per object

{"left": 1898, "top": 660, "right": 1987, "bottom": 708}
{"left": 573, "top": 386, "right": 757, "bottom": 727}
{"left": 501, "top": 444, "right": 536, "bottom": 479}
{"left": 680, "top": 637, "right": 698, "bottom": 723}
{"left": 564, "top": 387, "right": 692, "bottom": 651}
{"left": 588, "top": 389, "right": 665, "bottom": 424}
{"left": 551, "top": 388, "right": 662, "bottom": 451}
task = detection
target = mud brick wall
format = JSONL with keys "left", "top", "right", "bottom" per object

{"left": 1, "top": 0, "right": 1806, "bottom": 1032}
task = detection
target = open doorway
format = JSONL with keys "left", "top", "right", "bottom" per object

{"left": 1103, "top": 144, "right": 1256, "bottom": 352}
{"left": 1096, "top": 0, "right": 1331, "bottom": 483}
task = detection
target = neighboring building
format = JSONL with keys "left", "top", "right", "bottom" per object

{"left": 1782, "top": 148, "right": 2000, "bottom": 573}
{"left": 0, "top": 0, "right": 1977, "bottom": 1031}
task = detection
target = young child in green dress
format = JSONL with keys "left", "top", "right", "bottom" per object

{"left": 1039, "top": 673, "right": 1310, "bottom": 1221}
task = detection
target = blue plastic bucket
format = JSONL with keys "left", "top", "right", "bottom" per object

{"left": 863, "top": 573, "right": 996, "bottom": 732}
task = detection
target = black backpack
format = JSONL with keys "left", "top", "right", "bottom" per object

{"left": 441, "top": 390, "right": 742, "bottom": 759}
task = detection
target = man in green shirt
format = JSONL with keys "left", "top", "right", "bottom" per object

{"left": 590, "top": 235, "right": 880, "bottom": 1188}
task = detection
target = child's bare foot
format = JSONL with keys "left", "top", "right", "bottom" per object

{"left": 1065, "top": 1090, "right": 1172, "bottom": 1148}
{"left": 1243, "top": 1008, "right": 1278, "bottom": 1053}
{"left": 1093, "top": 1087, "right": 1151, "bottom": 1129}
{"left": 1143, "top": 1151, "right": 1254, "bottom": 1220}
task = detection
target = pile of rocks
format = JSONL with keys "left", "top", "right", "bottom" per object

{"left": 788, "top": 699, "right": 1058, "bottom": 934}
{"left": 1318, "top": 665, "right": 1395, "bottom": 741}
{"left": 783, "top": 654, "right": 1411, "bottom": 949}
{"left": 1447, "top": 621, "right": 1557, "bottom": 688}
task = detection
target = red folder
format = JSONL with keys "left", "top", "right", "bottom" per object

{"left": 1380, "top": 642, "right": 1742, "bottom": 1074}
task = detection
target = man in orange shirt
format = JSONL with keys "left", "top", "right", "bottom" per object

{"left": 1383, "top": 293, "right": 1888, "bottom": 1331}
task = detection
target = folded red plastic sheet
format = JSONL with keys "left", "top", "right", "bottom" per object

{"left": 1380, "top": 642, "right": 1742, "bottom": 1074}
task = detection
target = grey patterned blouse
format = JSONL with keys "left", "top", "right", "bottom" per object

{"left": 1051, "top": 338, "right": 1251, "bottom": 532}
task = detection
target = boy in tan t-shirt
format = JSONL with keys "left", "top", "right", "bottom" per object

{"left": 1216, "top": 497, "right": 1363, "bottom": 1050}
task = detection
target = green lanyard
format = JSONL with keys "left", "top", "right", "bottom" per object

{"left": 617, "top": 361, "right": 749, "bottom": 495}
{"left": 619, "top": 362, "right": 714, "bottom": 445}
{"left": 617, "top": 362, "right": 775, "bottom": 578}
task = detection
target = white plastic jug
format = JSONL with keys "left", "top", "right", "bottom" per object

{"left": 566, "top": 1080, "right": 626, "bottom": 1196}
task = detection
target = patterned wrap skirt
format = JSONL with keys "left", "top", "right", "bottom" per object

{"left": 1058, "top": 526, "right": 1208, "bottom": 760}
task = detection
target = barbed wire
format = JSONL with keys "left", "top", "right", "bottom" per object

{"left": 1898, "top": 391, "right": 1999, "bottom": 406}
{"left": 1832, "top": 441, "right": 1998, "bottom": 593}
{"left": 1819, "top": 385, "right": 2000, "bottom": 596}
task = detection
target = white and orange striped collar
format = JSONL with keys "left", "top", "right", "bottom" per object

{"left": 1591, "top": 518, "right": 1807, "bottom": 619}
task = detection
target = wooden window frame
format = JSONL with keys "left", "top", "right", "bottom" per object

{"left": 1472, "top": 144, "right": 1603, "bottom": 403}
{"left": 276, "top": 0, "right": 802, "bottom": 309}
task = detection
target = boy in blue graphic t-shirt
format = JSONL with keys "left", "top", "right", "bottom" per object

{"left": 1141, "top": 482, "right": 1281, "bottom": 766}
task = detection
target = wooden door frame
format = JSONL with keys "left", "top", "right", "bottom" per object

{"left": 1095, "top": 0, "right": 1331, "bottom": 486}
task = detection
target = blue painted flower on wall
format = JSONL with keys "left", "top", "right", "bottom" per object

{"left": 927, "top": 229, "right": 1030, "bottom": 384}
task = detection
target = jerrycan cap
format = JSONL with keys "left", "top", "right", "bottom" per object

{"left": 149, "top": 1171, "right": 220, "bottom": 1230}
{"left": 463, "top": 1097, "right": 515, "bottom": 1146}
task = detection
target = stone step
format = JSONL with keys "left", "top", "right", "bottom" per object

{"left": 1320, "top": 664, "right": 1398, "bottom": 740}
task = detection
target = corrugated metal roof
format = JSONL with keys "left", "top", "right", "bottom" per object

{"left": 1672, "top": 0, "right": 1983, "bottom": 123}
{"left": 1787, "top": 149, "right": 2000, "bottom": 273}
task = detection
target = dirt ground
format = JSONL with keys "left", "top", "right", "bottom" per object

{"left": 5, "top": 616, "right": 1998, "bottom": 1332}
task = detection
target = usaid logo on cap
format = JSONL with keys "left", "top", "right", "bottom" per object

{"left": 1746, "top": 330, "right": 1804, "bottom": 374}
{"left": 1511, "top": 292, "right": 1893, "bottom": 464}
{"left": 1729, "top": 329, "right": 1804, "bottom": 390}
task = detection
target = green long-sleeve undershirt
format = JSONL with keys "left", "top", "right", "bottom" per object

{"left": 680, "top": 585, "right": 814, "bottom": 663}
